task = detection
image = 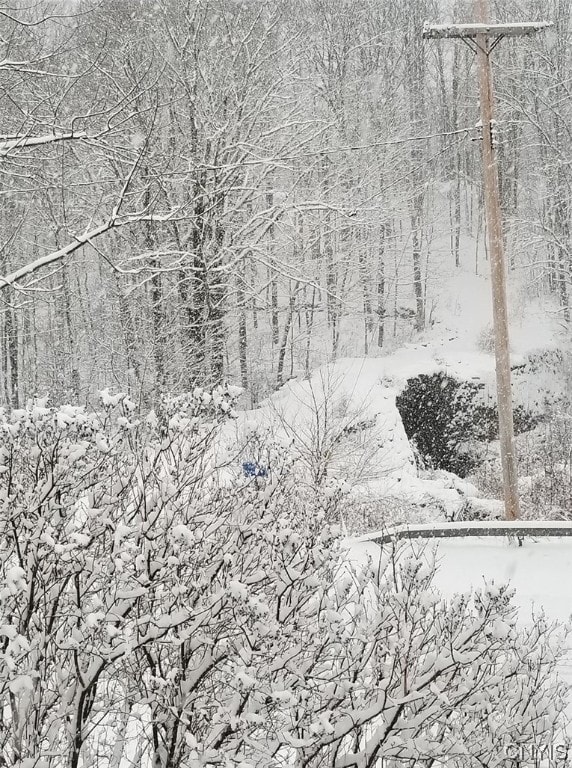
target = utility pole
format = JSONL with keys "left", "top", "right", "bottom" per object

{"left": 423, "top": 5, "right": 551, "bottom": 521}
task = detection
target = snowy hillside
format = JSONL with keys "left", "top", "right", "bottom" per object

{"left": 224, "top": 266, "right": 567, "bottom": 528}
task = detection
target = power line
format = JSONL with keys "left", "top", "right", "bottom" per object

{"left": 201, "top": 126, "right": 474, "bottom": 170}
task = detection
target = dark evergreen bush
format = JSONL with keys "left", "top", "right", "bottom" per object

{"left": 395, "top": 371, "right": 537, "bottom": 477}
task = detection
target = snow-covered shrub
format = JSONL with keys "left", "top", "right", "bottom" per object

{"left": 476, "top": 324, "right": 496, "bottom": 354}
{"left": 488, "top": 410, "right": 572, "bottom": 520}
{"left": 264, "top": 367, "right": 394, "bottom": 495}
{"left": 0, "top": 392, "right": 568, "bottom": 767}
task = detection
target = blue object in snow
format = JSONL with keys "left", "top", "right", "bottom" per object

{"left": 242, "top": 461, "right": 268, "bottom": 478}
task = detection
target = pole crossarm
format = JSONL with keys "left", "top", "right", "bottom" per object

{"left": 422, "top": 21, "right": 552, "bottom": 40}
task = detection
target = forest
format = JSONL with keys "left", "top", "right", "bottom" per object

{"left": 1, "top": 0, "right": 569, "bottom": 408}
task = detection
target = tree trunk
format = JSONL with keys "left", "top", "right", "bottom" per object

{"left": 411, "top": 208, "right": 426, "bottom": 332}
{"left": 357, "top": 228, "right": 373, "bottom": 350}
{"left": 5, "top": 301, "right": 18, "bottom": 407}
{"left": 406, "top": 8, "right": 427, "bottom": 332}
{"left": 266, "top": 190, "right": 279, "bottom": 347}
{"left": 377, "top": 223, "right": 386, "bottom": 348}
{"left": 114, "top": 271, "right": 141, "bottom": 397}
{"left": 62, "top": 264, "right": 80, "bottom": 400}
{"left": 237, "top": 267, "right": 249, "bottom": 393}
{"left": 277, "top": 283, "right": 298, "bottom": 388}
{"left": 304, "top": 286, "right": 317, "bottom": 376}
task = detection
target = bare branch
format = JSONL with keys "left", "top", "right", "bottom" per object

{"left": 0, "top": 131, "right": 87, "bottom": 156}
{"left": 0, "top": 211, "right": 182, "bottom": 291}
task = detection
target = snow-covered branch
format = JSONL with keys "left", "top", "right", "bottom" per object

{"left": 0, "top": 131, "right": 87, "bottom": 156}
{"left": 0, "top": 211, "right": 180, "bottom": 291}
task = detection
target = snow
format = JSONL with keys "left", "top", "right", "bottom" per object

{"left": 348, "top": 533, "right": 572, "bottom": 623}
{"left": 220, "top": 262, "right": 567, "bottom": 525}
{"left": 0, "top": 131, "right": 87, "bottom": 156}
{"left": 347, "top": 531, "right": 572, "bottom": 736}
{"left": 8, "top": 675, "right": 33, "bottom": 695}
{"left": 228, "top": 580, "right": 249, "bottom": 600}
{"left": 429, "top": 537, "right": 572, "bottom": 625}
{"left": 354, "top": 519, "right": 572, "bottom": 541}
{"left": 5, "top": 257, "right": 568, "bottom": 762}
{"left": 1, "top": 567, "right": 27, "bottom": 597}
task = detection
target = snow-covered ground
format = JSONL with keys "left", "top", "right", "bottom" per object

{"left": 223, "top": 354, "right": 483, "bottom": 521}
{"left": 222, "top": 260, "right": 572, "bottom": 731}
{"left": 223, "top": 266, "right": 566, "bottom": 523}
{"left": 432, "top": 537, "right": 572, "bottom": 623}
{"left": 350, "top": 533, "right": 572, "bottom": 625}
{"left": 224, "top": 261, "right": 572, "bottom": 667}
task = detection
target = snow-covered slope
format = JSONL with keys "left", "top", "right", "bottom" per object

{"left": 224, "top": 268, "right": 567, "bottom": 528}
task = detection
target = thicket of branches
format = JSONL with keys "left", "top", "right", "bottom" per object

{"left": 0, "top": 0, "right": 570, "bottom": 407}
{"left": 0, "top": 391, "right": 568, "bottom": 767}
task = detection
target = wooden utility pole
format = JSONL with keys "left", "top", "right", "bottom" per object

{"left": 475, "top": 0, "right": 519, "bottom": 522}
{"left": 423, "top": 7, "right": 551, "bottom": 521}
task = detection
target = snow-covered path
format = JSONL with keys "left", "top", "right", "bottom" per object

{"left": 425, "top": 537, "right": 572, "bottom": 718}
